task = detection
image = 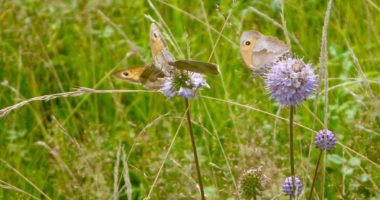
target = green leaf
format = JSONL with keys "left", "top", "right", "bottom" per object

{"left": 342, "top": 166, "right": 353, "bottom": 176}
{"left": 328, "top": 154, "right": 346, "bottom": 165}
{"left": 359, "top": 174, "right": 369, "bottom": 183}
{"left": 6, "top": 129, "right": 27, "bottom": 141}
{"left": 348, "top": 157, "right": 361, "bottom": 167}
{"left": 205, "top": 187, "right": 217, "bottom": 199}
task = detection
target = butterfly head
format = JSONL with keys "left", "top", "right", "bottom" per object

{"left": 112, "top": 67, "right": 147, "bottom": 83}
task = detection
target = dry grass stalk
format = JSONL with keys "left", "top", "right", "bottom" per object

{"left": 0, "top": 87, "right": 155, "bottom": 118}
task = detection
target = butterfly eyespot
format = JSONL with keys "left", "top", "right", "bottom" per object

{"left": 245, "top": 41, "right": 251, "bottom": 46}
{"left": 122, "top": 72, "right": 129, "bottom": 76}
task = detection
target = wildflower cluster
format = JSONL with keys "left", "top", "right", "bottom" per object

{"left": 315, "top": 129, "right": 336, "bottom": 151}
{"left": 161, "top": 72, "right": 209, "bottom": 99}
{"left": 238, "top": 168, "right": 268, "bottom": 199}
{"left": 282, "top": 176, "right": 303, "bottom": 197}
{"left": 266, "top": 58, "right": 316, "bottom": 105}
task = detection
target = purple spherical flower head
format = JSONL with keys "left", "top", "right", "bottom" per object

{"left": 178, "top": 87, "right": 195, "bottom": 98}
{"left": 190, "top": 73, "right": 210, "bottom": 90}
{"left": 282, "top": 176, "right": 302, "bottom": 197}
{"left": 315, "top": 129, "right": 336, "bottom": 151}
{"left": 161, "top": 77, "right": 176, "bottom": 98}
{"left": 266, "top": 58, "right": 316, "bottom": 105}
{"left": 161, "top": 72, "right": 209, "bottom": 99}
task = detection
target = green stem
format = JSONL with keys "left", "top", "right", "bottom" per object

{"left": 308, "top": 150, "right": 323, "bottom": 200}
{"left": 184, "top": 98, "right": 205, "bottom": 200}
{"left": 320, "top": 150, "right": 326, "bottom": 199}
{"left": 289, "top": 106, "right": 296, "bottom": 199}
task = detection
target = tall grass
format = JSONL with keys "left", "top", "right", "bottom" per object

{"left": 1, "top": 0, "right": 380, "bottom": 199}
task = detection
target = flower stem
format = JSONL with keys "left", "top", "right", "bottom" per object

{"left": 308, "top": 150, "right": 323, "bottom": 200}
{"left": 289, "top": 105, "right": 296, "bottom": 199}
{"left": 184, "top": 98, "right": 205, "bottom": 200}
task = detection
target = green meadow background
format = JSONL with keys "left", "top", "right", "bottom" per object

{"left": 1, "top": 0, "right": 379, "bottom": 199}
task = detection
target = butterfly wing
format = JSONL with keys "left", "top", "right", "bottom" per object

{"left": 112, "top": 66, "right": 166, "bottom": 89}
{"left": 252, "top": 35, "right": 289, "bottom": 67}
{"left": 253, "top": 36, "right": 289, "bottom": 53}
{"left": 240, "top": 31, "right": 263, "bottom": 69}
{"left": 169, "top": 60, "right": 220, "bottom": 75}
{"left": 140, "top": 67, "right": 166, "bottom": 89}
{"left": 150, "top": 23, "right": 177, "bottom": 76}
{"left": 112, "top": 67, "right": 147, "bottom": 84}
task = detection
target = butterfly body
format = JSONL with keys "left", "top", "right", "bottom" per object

{"left": 113, "top": 23, "right": 219, "bottom": 89}
{"left": 112, "top": 67, "right": 165, "bottom": 89}
{"left": 240, "top": 30, "right": 289, "bottom": 76}
{"left": 150, "top": 24, "right": 178, "bottom": 76}
{"left": 150, "top": 24, "right": 219, "bottom": 76}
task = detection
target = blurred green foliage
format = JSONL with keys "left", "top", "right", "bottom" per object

{"left": 0, "top": 0, "right": 379, "bottom": 199}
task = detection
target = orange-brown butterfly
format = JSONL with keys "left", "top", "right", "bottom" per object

{"left": 112, "top": 66, "right": 165, "bottom": 89}
{"left": 240, "top": 30, "right": 289, "bottom": 76}
{"left": 113, "top": 23, "right": 219, "bottom": 89}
